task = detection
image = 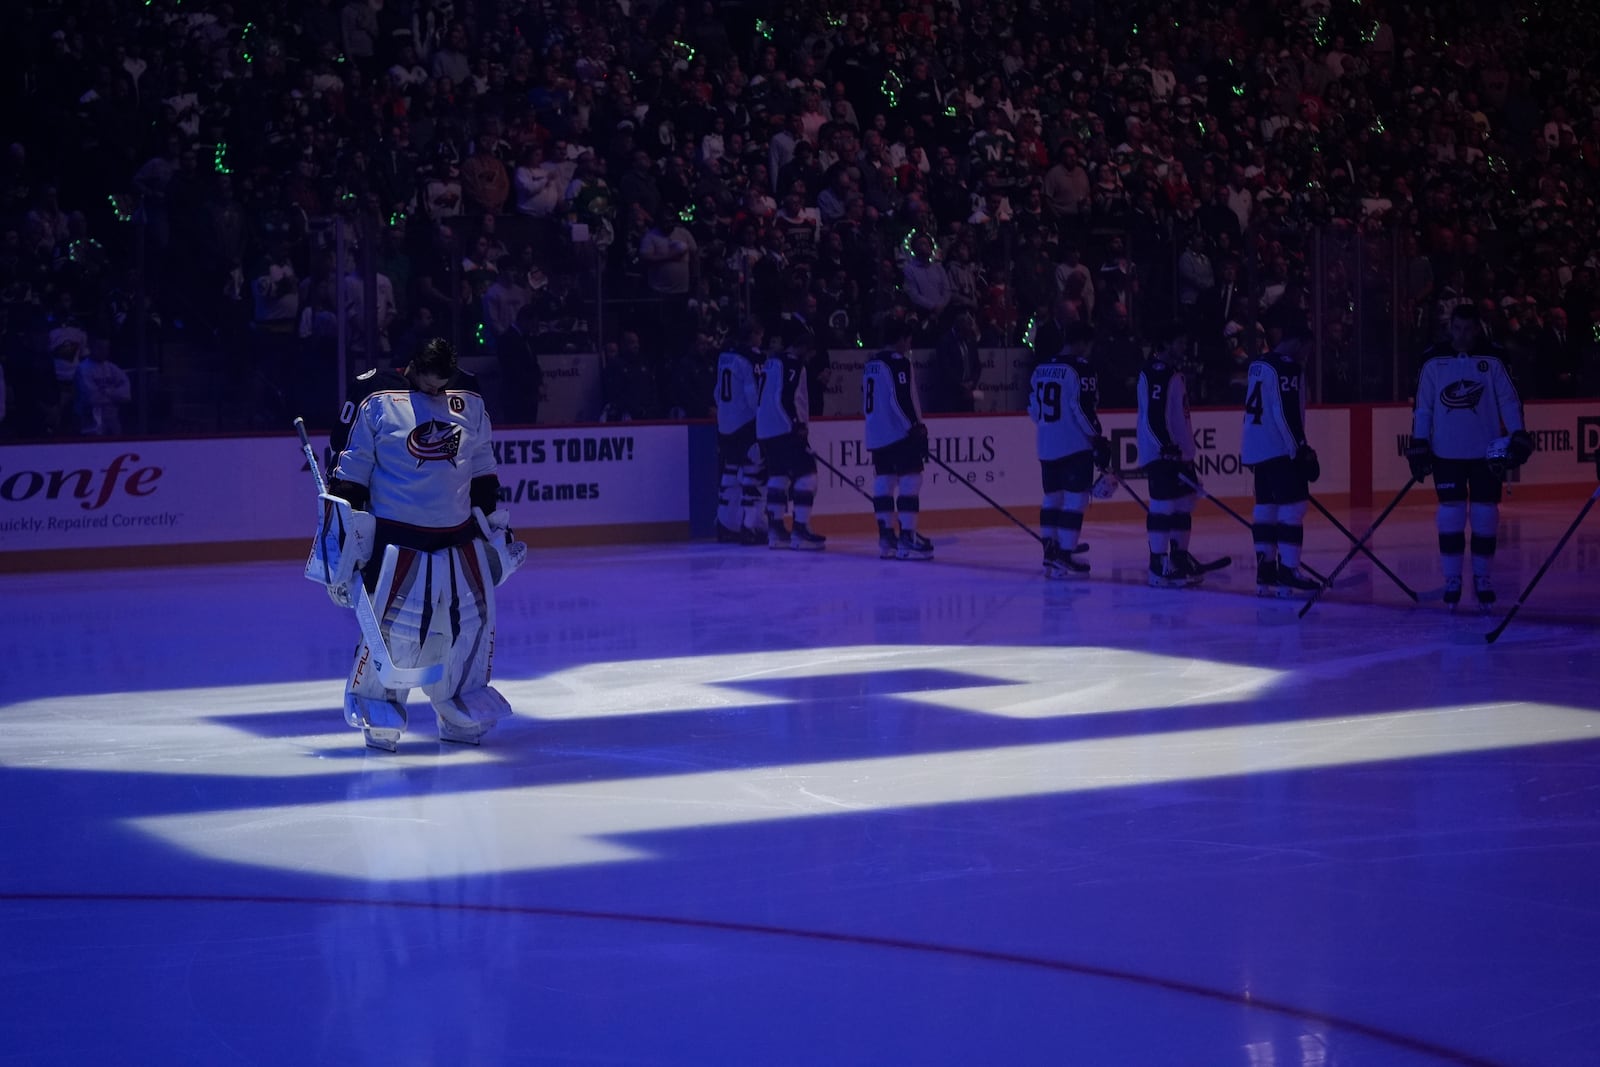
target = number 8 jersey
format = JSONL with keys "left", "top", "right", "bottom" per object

{"left": 1028, "top": 353, "right": 1101, "bottom": 460}
{"left": 1240, "top": 347, "right": 1307, "bottom": 465}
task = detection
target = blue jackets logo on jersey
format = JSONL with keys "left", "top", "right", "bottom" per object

{"left": 407, "top": 420, "right": 464, "bottom": 465}
{"left": 1441, "top": 380, "right": 1486, "bottom": 412}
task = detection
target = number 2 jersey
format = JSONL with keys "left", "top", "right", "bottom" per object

{"left": 1136, "top": 358, "right": 1194, "bottom": 464}
{"left": 1412, "top": 345, "right": 1524, "bottom": 460}
{"left": 862, "top": 349, "right": 920, "bottom": 449}
{"left": 1240, "top": 347, "right": 1307, "bottom": 465}
{"left": 756, "top": 349, "right": 809, "bottom": 441}
{"left": 1028, "top": 354, "right": 1100, "bottom": 461}
{"left": 331, "top": 368, "right": 497, "bottom": 532}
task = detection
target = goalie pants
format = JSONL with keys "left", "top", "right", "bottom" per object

{"left": 346, "top": 540, "right": 510, "bottom": 739}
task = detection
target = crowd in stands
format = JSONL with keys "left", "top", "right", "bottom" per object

{"left": 3, "top": 0, "right": 1600, "bottom": 437}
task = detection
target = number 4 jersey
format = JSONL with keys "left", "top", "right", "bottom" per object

{"left": 1028, "top": 354, "right": 1101, "bottom": 460}
{"left": 1241, "top": 347, "right": 1307, "bottom": 465}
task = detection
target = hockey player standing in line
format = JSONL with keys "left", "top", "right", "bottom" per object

{"left": 1137, "top": 322, "right": 1212, "bottom": 587}
{"left": 714, "top": 321, "right": 766, "bottom": 544}
{"left": 317, "top": 338, "right": 525, "bottom": 751}
{"left": 1240, "top": 323, "right": 1323, "bottom": 597}
{"left": 757, "top": 328, "right": 827, "bottom": 550}
{"left": 863, "top": 320, "right": 935, "bottom": 560}
{"left": 1027, "top": 322, "right": 1108, "bottom": 578}
{"left": 1408, "top": 303, "right": 1533, "bottom": 608}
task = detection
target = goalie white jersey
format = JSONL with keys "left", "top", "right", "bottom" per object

{"left": 1412, "top": 348, "right": 1524, "bottom": 460}
{"left": 332, "top": 374, "right": 497, "bottom": 531}
{"left": 715, "top": 348, "right": 761, "bottom": 434}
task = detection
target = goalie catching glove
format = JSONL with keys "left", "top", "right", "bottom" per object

{"left": 305, "top": 493, "right": 376, "bottom": 608}
{"left": 474, "top": 507, "right": 528, "bottom": 586}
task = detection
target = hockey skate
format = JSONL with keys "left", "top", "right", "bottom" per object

{"left": 1442, "top": 576, "right": 1463, "bottom": 610}
{"left": 437, "top": 718, "right": 489, "bottom": 745}
{"left": 1171, "top": 550, "right": 1216, "bottom": 585}
{"left": 1274, "top": 566, "right": 1321, "bottom": 598}
{"left": 740, "top": 525, "right": 766, "bottom": 546}
{"left": 1149, "top": 554, "right": 1188, "bottom": 588}
{"left": 363, "top": 727, "right": 402, "bottom": 752}
{"left": 715, "top": 522, "right": 743, "bottom": 544}
{"left": 791, "top": 524, "right": 827, "bottom": 551}
{"left": 1474, "top": 575, "right": 1496, "bottom": 611}
{"left": 1046, "top": 543, "right": 1089, "bottom": 580}
{"left": 767, "top": 523, "right": 793, "bottom": 550}
{"left": 897, "top": 531, "right": 934, "bottom": 561}
{"left": 879, "top": 528, "right": 899, "bottom": 559}
{"left": 1255, "top": 556, "right": 1280, "bottom": 597}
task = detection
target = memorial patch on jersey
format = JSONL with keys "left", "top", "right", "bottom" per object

{"left": 1441, "top": 380, "right": 1486, "bottom": 412}
{"left": 407, "top": 420, "right": 464, "bottom": 465}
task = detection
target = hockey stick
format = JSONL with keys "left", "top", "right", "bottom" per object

{"left": 807, "top": 447, "right": 879, "bottom": 506}
{"left": 1485, "top": 485, "right": 1600, "bottom": 644}
{"left": 1178, "top": 473, "right": 1327, "bottom": 585}
{"left": 926, "top": 450, "right": 1048, "bottom": 546}
{"left": 1298, "top": 478, "right": 1419, "bottom": 619}
{"left": 1308, "top": 495, "right": 1418, "bottom": 601}
{"left": 294, "top": 417, "right": 443, "bottom": 689}
{"left": 1124, "top": 470, "right": 1230, "bottom": 574}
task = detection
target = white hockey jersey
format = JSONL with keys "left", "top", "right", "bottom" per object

{"left": 333, "top": 383, "right": 497, "bottom": 530}
{"left": 1028, "top": 355, "right": 1100, "bottom": 461}
{"left": 756, "top": 350, "right": 809, "bottom": 440}
{"left": 862, "top": 349, "right": 920, "bottom": 449}
{"left": 1412, "top": 348, "right": 1524, "bottom": 460}
{"left": 1136, "top": 359, "right": 1194, "bottom": 465}
{"left": 1240, "top": 348, "right": 1308, "bottom": 465}
{"left": 714, "top": 348, "right": 760, "bottom": 434}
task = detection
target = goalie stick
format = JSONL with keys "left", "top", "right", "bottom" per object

{"left": 294, "top": 417, "right": 444, "bottom": 689}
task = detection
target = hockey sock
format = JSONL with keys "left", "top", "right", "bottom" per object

{"left": 1169, "top": 509, "right": 1193, "bottom": 554}
{"left": 1058, "top": 490, "right": 1088, "bottom": 551}
{"left": 897, "top": 474, "right": 923, "bottom": 534}
{"left": 1276, "top": 501, "right": 1309, "bottom": 569}
{"left": 873, "top": 475, "right": 896, "bottom": 532}
{"left": 1041, "top": 490, "right": 1064, "bottom": 546}
{"left": 766, "top": 476, "right": 792, "bottom": 526}
{"left": 1438, "top": 502, "right": 1467, "bottom": 580}
{"left": 792, "top": 473, "right": 818, "bottom": 526}
{"left": 896, "top": 494, "right": 921, "bottom": 534}
{"left": 1147, "top": 506, "right": 1173, "bottom": 557}
{"left": 1252, "top": 503, "right": 1277, "bottom": 560}
{"left": 1470, "top": 503, "right": 1499, "bottom": 577}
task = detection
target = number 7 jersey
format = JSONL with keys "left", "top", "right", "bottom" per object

{"left": 1028, "top": 355, "right": 1101, "bottom": 460}
{"left": 1240, "top": 348, "right": 1307, "bottom": 464}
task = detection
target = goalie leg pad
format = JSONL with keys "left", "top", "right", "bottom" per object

{"left": 413, "top": 542, "right": 507, "bottom": 740}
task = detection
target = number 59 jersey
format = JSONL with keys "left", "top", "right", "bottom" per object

{"left": 1240, "top": 349, "right": 1307, "bottom": 465}
{"left": 1028, "top": 356, "right": 1101, "bottom": 461}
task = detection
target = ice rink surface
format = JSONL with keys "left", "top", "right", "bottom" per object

{"left": 3, "top": 496, "right": 1599, "bottom": 1066}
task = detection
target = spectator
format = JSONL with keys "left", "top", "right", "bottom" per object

{"left": 929, "top": 311, "right": 982, "bottom": 413}
{"left": 74, "top": 345, "right": 132, "bottom": 436}
{"left": 497, "top": 303, "right": 543, "bottom": 425}
{"left": 901, "top": 233, "right": 951, "bottom": 334}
